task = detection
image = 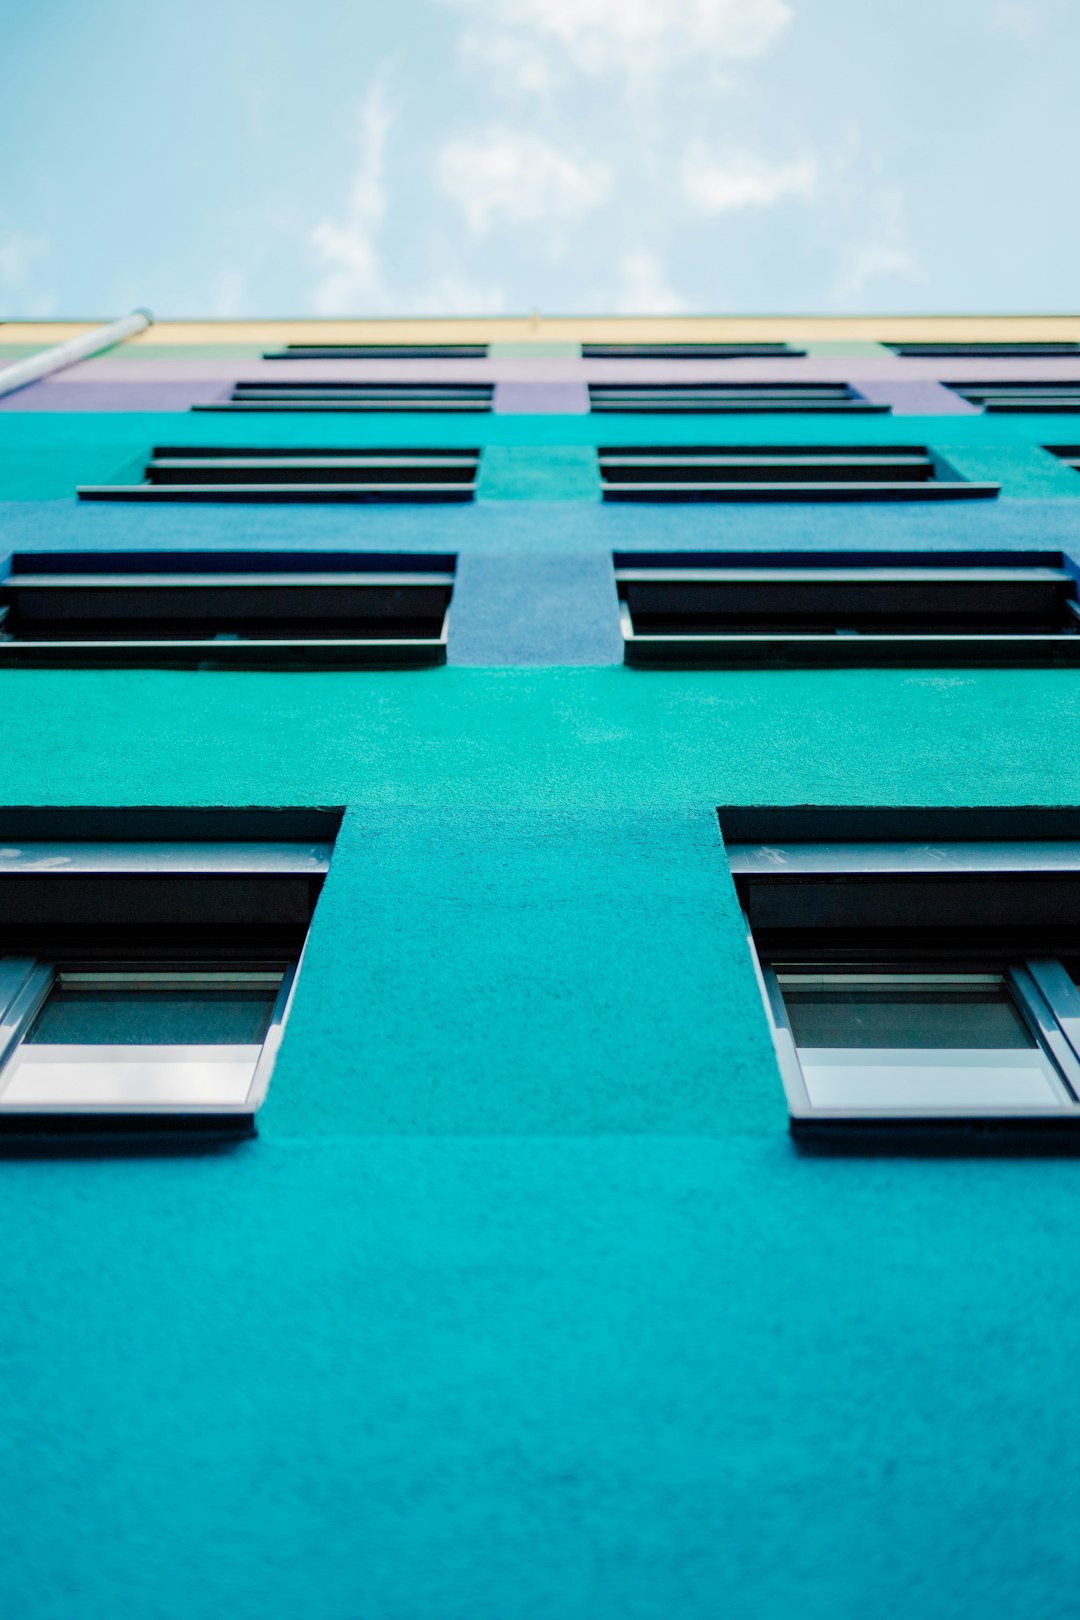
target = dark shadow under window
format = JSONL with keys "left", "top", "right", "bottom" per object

{"left": 589, "top": 382, "right": 883, "bottom": 415}
{"left": 0, "top": 550, "right": 455, "bottom": 668}
{"left": 262, "top": 344, "right": 489, "bottom": 359}
{"left": 194, "top": 382, "right": 494, "bottom": 413}
{"left": 582, "top": 342, "right": 806, "bottom": 359}
{"left": 887, "top": 341, "right": 1080, "bottom": 358}
{"left": 599, "top": 445, "right": 997, "bottom": 501}
{"left": 615, "top": 551, "right": 1079, "bottom": 666}
{"left": 78, "top": 445, "right": 480, "bottom": 501}
{"left": 951, "top": 382, "right": 1080, "bottom": 413}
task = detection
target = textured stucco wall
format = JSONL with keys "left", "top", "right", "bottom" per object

{"left": 2, "top": 655, "right": 1080, "bottom": 1619}
{"left": 3, "top": 360, "right": 1080, "bottom": 1619}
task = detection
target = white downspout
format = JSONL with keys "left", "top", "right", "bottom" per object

{"left": 0, "top": 308, "right": 154, "bottom": 399}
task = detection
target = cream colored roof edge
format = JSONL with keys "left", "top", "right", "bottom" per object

{"left": 5, "top": 314, "right": 1080, "bottom": 345}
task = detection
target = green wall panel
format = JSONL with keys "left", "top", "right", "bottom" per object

{"left": 263, "top": 806, "right": 783, "bottom": 1135}
{"left": 1, "top": 666, "right": 1077, "bottom": 812}
{"left": 6, "top": 410, "right": 1080, "bottom": 500}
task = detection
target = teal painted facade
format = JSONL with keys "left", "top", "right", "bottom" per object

{"left": 3, "top": 333, "right": 1080, "bottom": 1618}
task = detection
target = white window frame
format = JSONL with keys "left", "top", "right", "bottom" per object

{"left": 0, "top": 839, "right": 331, "bottom": 1135}
{"left": 731, "top": 840, "right": 1080, "bottom": 1141}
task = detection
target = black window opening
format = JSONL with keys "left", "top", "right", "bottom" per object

{"left": 726, "top": 818, "right": 1080, "bottom": 1146}
{"left": 950, "top": 383, "right": 1080, "bottom": 413}
{"left": 0, "top": 551, "right": 455, "bottom": 668}
{"left": 77, "top": 446, "right": 480, "bottom": 502}
{"left": 1047, "top": 446, "right": 1080, "bottom": 474}
{"left": 886, "top": 341, "right": 1080, "bottom": 358}
{"left": 615, "top": 551, "right": 1080, "bottom": 667}
{"left": 0, "top": 810, "right": 338, "bottom": 1140}
{"left": 262, "top": 343, "right": 489, "bottom": 360}
{"left": 599, "top": 445, "right": 998, "bottom": 502}
{"left": 588, "top": 382, "right": 883, "bottom": 414}
{"left": 194, "top": 382, "right": 494, "bottom": 413}
{"left": 582, "top": 342, "right": 806, "bottom": 360}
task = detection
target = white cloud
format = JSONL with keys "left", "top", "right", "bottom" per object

{"left": 436, "top": 129, "right": 610, "bottom": 236}
{"left": 832, "top": 187, "right": 924, "bottom": 301}
{"left": 446, "top": 0, "right": 792, "bottom": 84}
{"left": 611, "top": 250, "right": 689, "bottom": 314}
{"left": 681, "top": 149, "right": 818, "bottom": 214}
{"left": 308, "top": 80, "right": 515, "bottom": 314}
{"left": 309, "top": 81, "right": 391, "bottom": 314}
{"left": 458, "top": 31, "right": 556, "bottom": 94}
{"left": 990, "top": 2, "right": 1040, "bottom": 39}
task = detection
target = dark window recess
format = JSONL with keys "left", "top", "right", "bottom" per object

{"left": 0, "top": 551, "right": 455, "bottom": 669}
{"left": 599, "top": 444, "right": 997, "bottom": 502}
{"left": 77, "top": 445, "right": 480, "bottom": 502}
{"left": 1047, "top": 446, "right": 1080, "bottom": 473}
{"left": 581, "top": 342, "right": 806, "bottom": 360}
{"left": 886, "top": 341, "right": 1080, "bottom": 358}
{"left": 194, "top": 382, "right": 494, "bottom": 413}
{"left": 952, "top": 383, "right": 1080, "bottom": 413}
{"left": 616, "top": 550, "right": 1080, "bottom": 667}
{"left": 262, "top": 343, "right": 489, "bottom": 359}
{"left": 588, "top": 381, "right": 883, "bottom": 414}
{"left": 728, "top": 826, "right": 1080, "bottom": 1148}
{"left": 0, "top": 824, "right": 336, "bottom": 1142}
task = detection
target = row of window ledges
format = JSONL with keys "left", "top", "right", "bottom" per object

{"left": 259, "top": 341, "right": 1080, "bottom": 360}
{"left": 190, "top": 380, "right": 1080, "bottom": 416}
{"left": 5, "top": 548, "right": 1080, "bottom": 670}
{"left": 194, "top": 381, "right": 880, "bottom": 416}
{"left": 730, "top": 806, "right": 1080, "bottom": 1149}
{"left": 205, "top": 382, "right": 883, "bottom": 416}
{"left": 8, "top": 807, "right": 1080, "bottom": 1153}
{"left": 76, "top": 442, "right": 1020, "bottom": 503}
{"left": 591, "top": 384, "right": 1080, "bottom": 415}
{"left": 78, "top": 446, "right": 481, "bottom": 502}
{"left": 0, "top": 808, "right": 338, "bottom": 1143}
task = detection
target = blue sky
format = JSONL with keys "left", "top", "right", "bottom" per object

{"left": 2, "top": 0, "right": 1079, "bottom": 317}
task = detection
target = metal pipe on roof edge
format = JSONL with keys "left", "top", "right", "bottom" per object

{"left": 0, "top": 308, "right": 153, "bottom": 398}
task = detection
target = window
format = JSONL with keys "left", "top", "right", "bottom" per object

{"left": 195, "top": 382, "right": 494, "bottom": 412}
{"left": 886, "top": 341, "right": 1080, "bottom": 358}
{"left": 1044, "top": 446, "right": 1080, "bottom": 474}
{"left": 600, "top": 446, "right": 997, "bottom": 502}
{"left": 726, "top": 816, "right": 1080, "bottom": 1144}
{"left": 581, "top": 342, "right": 806, "bottom": 359}
{"left": 588, "top": 382, "right": 882, "bottom": 414}
{"left": 615, "top": 551, "right": 1079, "bottom": 666}
{"left": 949, "top": 383, "right": 1080, "bottom": 413}
{"left": 77, "top": 445, "right": 480, "bottom": 501}
{"left": 0, "top": 550, "right": 454, "bottom": 667}
{"left": 262, "top": 343, "right": 489, "bottom": 359}
{"left": 0, "top": 813, "right": 336, "bottom": 1138}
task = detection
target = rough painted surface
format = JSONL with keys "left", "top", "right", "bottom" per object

{"left": 447, "top": 552, "right": 623, "bottom": 664}
{"left": 3, "top": 324, "right": 1080, "bottom": 1620}
{"left": 5, "top": 1139, "right": 1080, "bottom": 1620}
{"left": 3, "top": 408, "right": 1080, "bottom": 502}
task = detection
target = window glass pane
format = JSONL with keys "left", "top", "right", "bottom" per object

{"left": 778, "top": 973, "right": 1066, "bottom": 1109}
{"left": 26, "top": 974, "right": 279, "bottom": 1046}
{"left": 0, "top": 972, "right": 282, "bottom": 1109}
